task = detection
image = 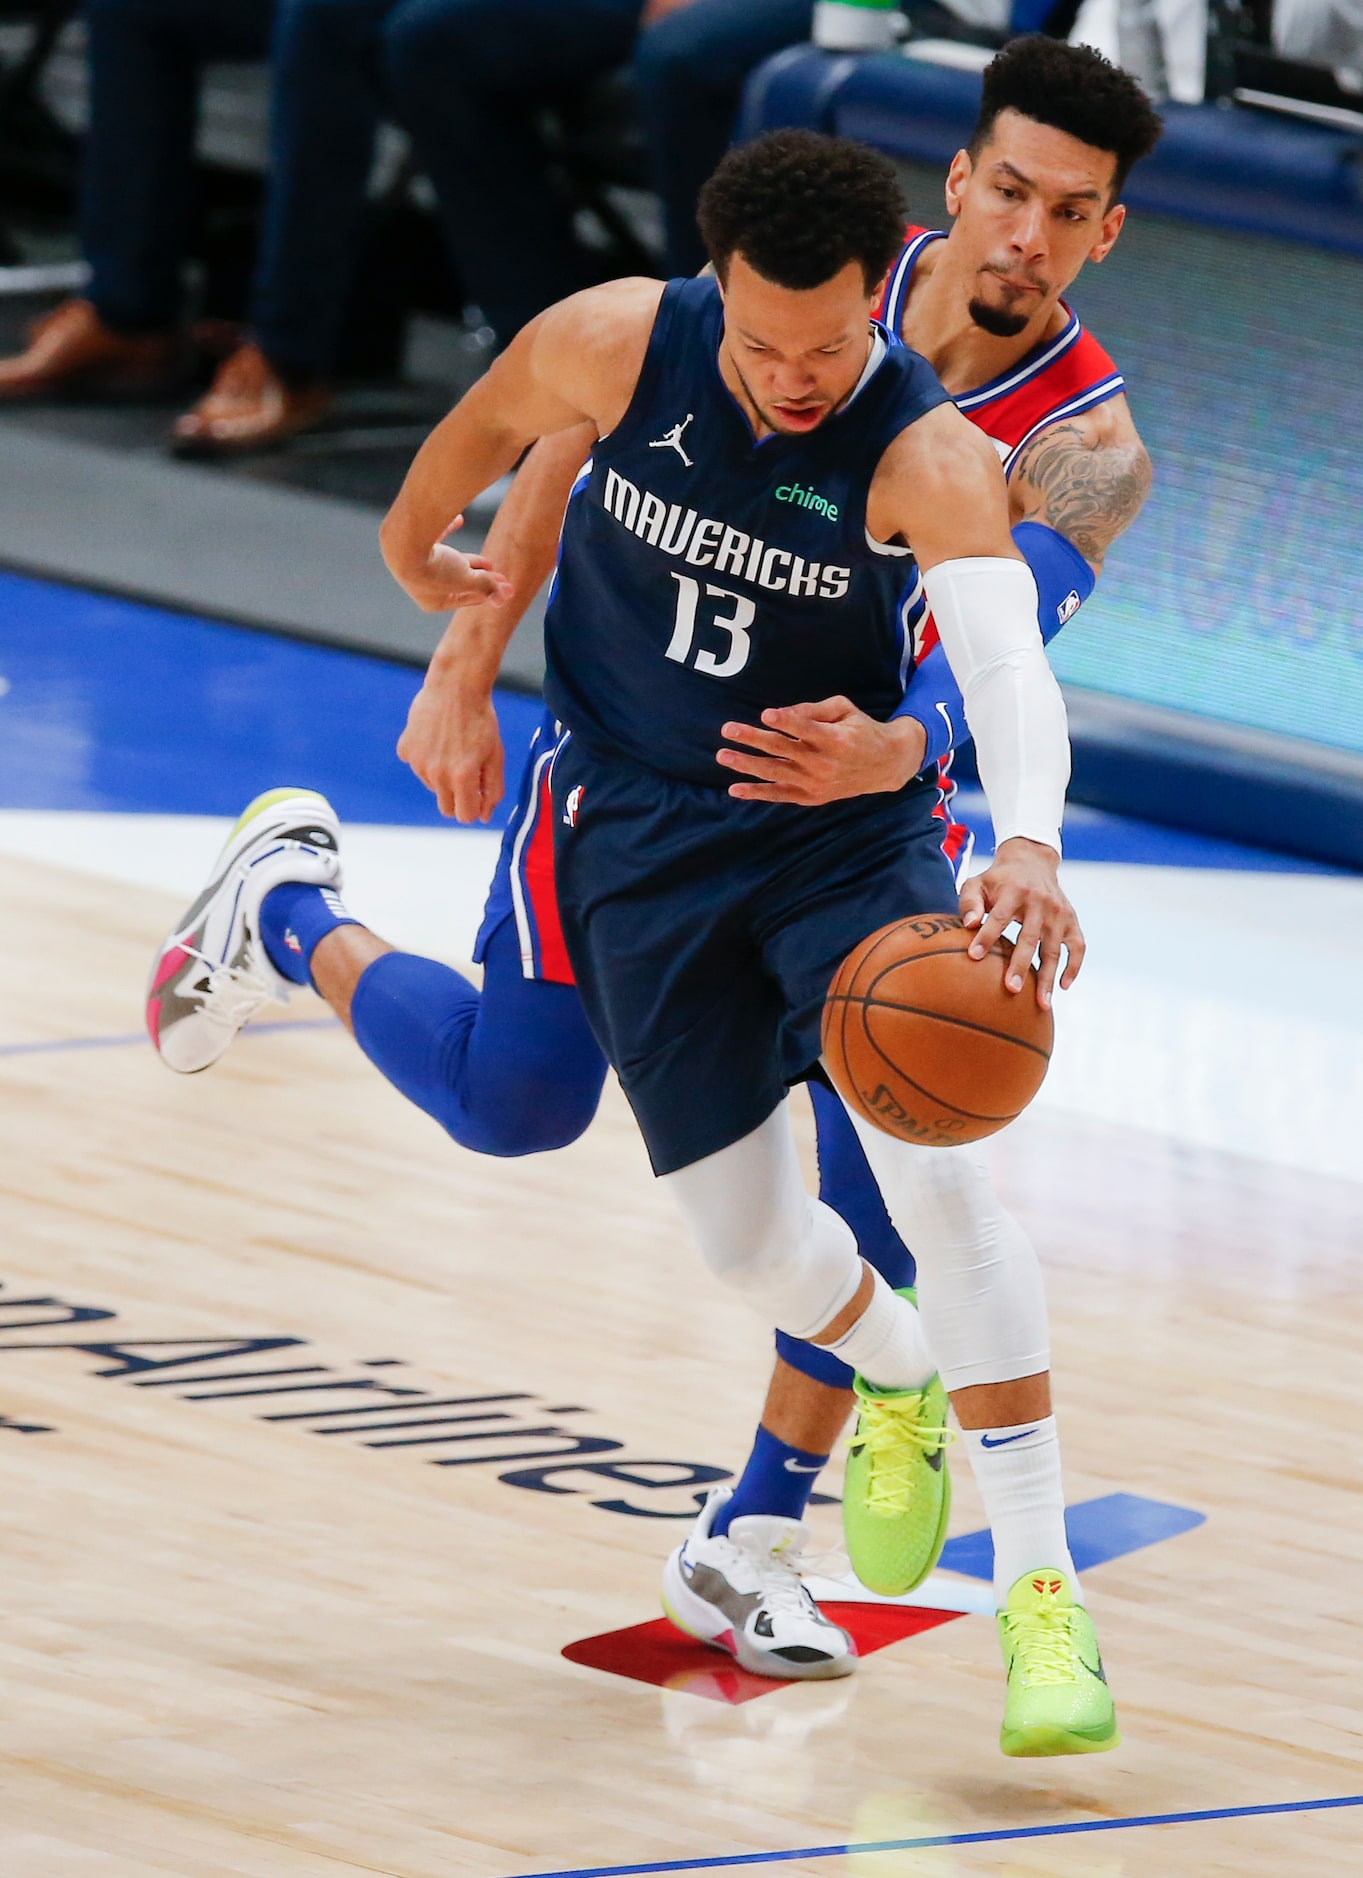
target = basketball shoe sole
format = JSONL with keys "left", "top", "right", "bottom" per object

{"left": 146, "top": 787, "right": 340, "bottom": 1074}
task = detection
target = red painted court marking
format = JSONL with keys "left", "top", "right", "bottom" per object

{"left": 562, "top": 1603, "right": 964, "bottom": 1704}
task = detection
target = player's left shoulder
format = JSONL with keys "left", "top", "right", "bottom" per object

{"left": 1050, "top": 387, "right": 1145, "bottom": 455}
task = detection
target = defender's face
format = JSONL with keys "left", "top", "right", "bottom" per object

{"left": 719, "top": 254, "right": 882, "bottom": 436}
{"left": 945, "top": 110, "right": 1125, "bottom": 337}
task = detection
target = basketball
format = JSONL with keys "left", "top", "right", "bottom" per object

{"left": 821, "top": 913, "right": 1054, "bottom": 1146}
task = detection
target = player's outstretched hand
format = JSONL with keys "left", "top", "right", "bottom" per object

{"left": 958, "top": 837, "right": 1085, "bottom": 1009}
{"left": 398, "top": 675, "right": 505, "bottom": 823}
{"left": 383, "top": 515, "right": 515, "bottom": 614}
{"left": 717, "top": 697, "right": 928, "bottom": 805}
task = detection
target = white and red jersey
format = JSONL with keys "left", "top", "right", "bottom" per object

{"left": 875, "top": 227, "right": 1123, "bottom": 670}
{"left": 872, "top": 227, "right": 1123, "bottom": 874}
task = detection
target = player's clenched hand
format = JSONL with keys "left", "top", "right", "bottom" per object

{"left": 397, "top": 676, "right": 505, "bottom": 823}
{"left": 716, "top": 697, "right": 928, "bottom": 805}
{"left": 958, "top": 837, "right": 1085, "bottom": 1009}
{"left": 382, "top": 515, "right": 515, "bottom": 615}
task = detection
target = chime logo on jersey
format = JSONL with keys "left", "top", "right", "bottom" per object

{"left": 562, "top": 785, "right": 584, "bottom": 828}
{"left": 601, "top": 468, "right": 851, "bottom": 600}
{"left": 774, "top": 480, "right": 839, "bottom": 521}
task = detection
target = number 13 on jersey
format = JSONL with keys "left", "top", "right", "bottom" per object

{"left": 666, "top": 572, "right": 755, "bottom": 679}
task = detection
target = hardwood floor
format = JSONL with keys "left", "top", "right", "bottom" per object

{"left": 1, "top": 851, "right": 1359, "bottom": 1877}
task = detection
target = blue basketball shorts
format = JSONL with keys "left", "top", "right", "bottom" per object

{"left": 549, "top": 734, "right": 960, "bottom": 1175}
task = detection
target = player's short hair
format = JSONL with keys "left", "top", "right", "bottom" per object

{"left": 697, "top": 129, "right": 907, "bottom": 294}
{"left": 970, "top": 36, "right": 1163, "bottom": 200}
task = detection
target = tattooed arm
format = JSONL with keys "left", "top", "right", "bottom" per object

{"left": 1009, "top": 394, "right": 1152, "bottom": 574}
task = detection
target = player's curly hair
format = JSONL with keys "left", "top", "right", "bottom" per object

{"left": 697, "top": 129, "right": 907, "bottom": 293}
{"left": 971, "top": 37, "right": 1163, "bottom": 200}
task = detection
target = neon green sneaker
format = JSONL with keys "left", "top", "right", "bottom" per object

{"left": 997, "top": 1569, "right": 1119, "bottom": 1757}
{"left": 841, "top": 1295, "right": 952, "bottom": 1596}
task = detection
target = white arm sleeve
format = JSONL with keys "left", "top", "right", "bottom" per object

{"left": 921, "top": 555, "right": 1070, "bottom": 856}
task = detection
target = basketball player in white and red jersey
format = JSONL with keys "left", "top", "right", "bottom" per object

{"left": 149, "top": 42, "right": 1160, "bottom": 1751}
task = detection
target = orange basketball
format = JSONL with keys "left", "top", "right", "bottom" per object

{"left": 821, "top": 913, "right": 1053, "bottom": 1147}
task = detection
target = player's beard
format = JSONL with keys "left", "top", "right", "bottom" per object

{"left": 967, "top": 295, "right": 1032, "bottom": 339}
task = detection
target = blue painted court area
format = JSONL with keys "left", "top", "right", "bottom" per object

{"left": 0, "top": 570, "right": 540, "bottom": 828}
{"left": 938, "top": 1491, "right": 1206, "bottom": 1581}
{"left": 0, "top": 568, "right": 1342, "bottom": 869}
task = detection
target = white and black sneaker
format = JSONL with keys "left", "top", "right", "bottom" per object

{"left": 661, "top": 1487, "right": 856, "bottom": 1681}
{"left": 146, "top": 787, "right": 341, "bottom": 1074}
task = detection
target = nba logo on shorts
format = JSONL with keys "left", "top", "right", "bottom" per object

{"left": 563, "top": 785, "right": 584, "bottom": 828}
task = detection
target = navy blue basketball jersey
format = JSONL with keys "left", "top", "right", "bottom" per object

{"left": 542, "top": 274, "right": 952, "bottom": 786}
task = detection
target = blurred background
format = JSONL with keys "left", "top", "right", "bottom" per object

{"left": 0, "top": 0, "right": 1360, "bottom": 875}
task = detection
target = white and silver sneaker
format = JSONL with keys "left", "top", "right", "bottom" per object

{"left": 661, "top": 1487, "right": 856, "bottom": 1681}
{"left": 146, "top": 787, "right": 341, "bottom": 1074}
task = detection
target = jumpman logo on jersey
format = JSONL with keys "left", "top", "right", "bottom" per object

{"left": 649, "top": 413, "right": 695, "bottom": 468}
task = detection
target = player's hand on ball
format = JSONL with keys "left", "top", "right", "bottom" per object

{"left": 959, "top": 837, "right": 1085, "bottom": 1010}
{"left": 398, "top": 677, "right": 505, "bottom": 823}
{"left": 717, "top": 697, "right": 928, "bottom": 804}
{"left": 383, "top": 515, "right": 514, "bottom": 614}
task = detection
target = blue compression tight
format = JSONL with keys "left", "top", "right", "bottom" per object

{"left": 349, "top": 915, "right": 608, "bottom": 1158}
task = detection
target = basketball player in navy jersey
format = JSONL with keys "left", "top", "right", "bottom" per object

{"left": 148, "top": 44, "right": 1160, "bottom": 1753}
{"left": 383, "top": 117, "right": 1122, "bottom": 1750}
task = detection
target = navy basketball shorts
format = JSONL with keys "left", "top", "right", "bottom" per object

{"left": 550, "top": 734, "right": 960, "bottom": 1176}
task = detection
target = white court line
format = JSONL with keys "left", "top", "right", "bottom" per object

{"left": 0, "top": 812, "right": 1358, "bottom": 1185}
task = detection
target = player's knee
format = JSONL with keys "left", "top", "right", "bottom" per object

{"left": 869, "top": 1139, "right": 996, "bottom": 1246}
{"left": 447, "top": 1100, "right": 594, "bottom": 1160}
{"left": 688, "top": 1195, "right": 859, "bottom": 1340}
{"left": 678, "top": 1177, "right": 807, "bottom": 1291}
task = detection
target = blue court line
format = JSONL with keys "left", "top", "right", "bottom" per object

{"left": 512, "top": 1794, "right": 1363, "bottom": 1878}
{"left": 0, "top": 1018, "right": 338, "bottom": 1060}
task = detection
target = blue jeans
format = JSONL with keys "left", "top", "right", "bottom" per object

{"left": 634, "top": 0, "right": 814, "bottom": 277}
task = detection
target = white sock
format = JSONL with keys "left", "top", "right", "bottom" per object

{"left": 961, "top": 1415, "right": 1082, "bottom": 1609}
{"left": 824, "top": 1270, "right": 935, "bottom": 1392}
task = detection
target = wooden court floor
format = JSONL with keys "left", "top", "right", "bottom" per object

{"left": 1, "top": 850, "right": 1360, "bottom": 1877}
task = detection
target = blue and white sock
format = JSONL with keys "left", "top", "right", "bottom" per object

{"left": 259, "top": 882, "right": 357, "bottom": 987}
{"left": 712, "top": 1424, "right": 829, "bottom": 1536}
